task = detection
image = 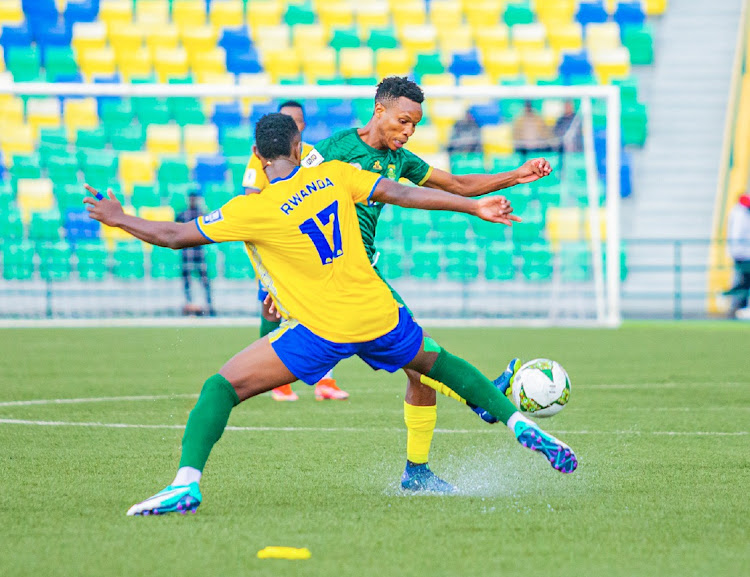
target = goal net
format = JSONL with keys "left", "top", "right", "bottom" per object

{"left": 0, "top": 81, "right": 621, "bottom": 326}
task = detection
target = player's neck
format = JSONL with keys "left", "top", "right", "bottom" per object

{"left": 357, "top": 122, "right": 387, "bottom": 151}
{"left": 264, "top": 158, "right": 299, "bottom": 183}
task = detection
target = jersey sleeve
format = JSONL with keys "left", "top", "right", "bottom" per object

{"left": 335, "top": 161, "right": 383, "bottom": 205}
{"left": 401, "top": 148, "right": 433, "bottom": 185}
{"left": 195, "top": 196, "right": 257, "bottom": 243}
{"left": 301, "top": 138, "right": 332, "bottom": 168}
{"left": 242, "top": 154, "right": 269, "bottom": 191}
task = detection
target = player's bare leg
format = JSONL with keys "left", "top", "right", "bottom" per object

{"left": 127, "top": 338, "right": 297, "bottom": 516}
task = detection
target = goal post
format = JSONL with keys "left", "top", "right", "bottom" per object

{"left": 0, "top": 81, "right": 622, "bottom": 327}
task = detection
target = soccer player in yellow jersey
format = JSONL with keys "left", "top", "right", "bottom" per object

{"left": 84, "top": 113, "right": 577, "bottom": 516}
{"left": 242, "top": 100, "right": 346, "bottom": 402}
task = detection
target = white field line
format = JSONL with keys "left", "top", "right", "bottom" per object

{"left": 0, "top": 418, "right": 746, "bottom": 436}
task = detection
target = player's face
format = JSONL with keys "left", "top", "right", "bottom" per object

{"left": 280, "top": 106, "right": 306, "bottom": 133}
{"left": 375, "top": 97, "right": 423, "bottom": 151}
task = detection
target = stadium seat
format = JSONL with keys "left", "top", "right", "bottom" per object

{"left": 119, "top": 151, "right": 157, "bottom": 191}
{"left": 44, "top": 46, "right": 79, "bottom": 82}
{"left": 512, "top": 23, "right": 547, "bottom": 54}
{"left": 6, "top": 46, "right": 41, "bottom": 82}
{"left": 154, "top": 48, "right": 189, "bottom": 83}
{"left": 547, "top": 207, "right": 585, "bottom": 245}
{"left": 504, "top": 3, "right": 535, "bottom": 26}
{"left": 375, "top": 48, "right": 412, "bottom": 79}
{"left": 576, "top": 2, "right": 609, "bottom": 25}
{"left": 112, "top": 241, "right": 145, "bottom": 279}
{"left": 522, "top": 50, "right": 559, "bottom": 84}
{"left": 62, "top": 204, "right": 99, "bottom": 246}
{"left": 181, "top": 26, "right": 218, "bottom": 59}
{"left": 109, "top": 23, "right": 143, "bottom": 56}
{"left": 465, "top": 2, "right": 504, "bottom": 31}
{"left": 150, "top": 245, "right": 181, "bottom": 279}
{"left": 210, "top": 1, "right": 244, "bottom": 30}
{"left": 433, "top": 213, "right": 471, "bottom": 244}
{"left": 184, "top": 125, "right": 219, "bottom": 160}
{"left": 63, "top": 98, "right": 98, "bottom": 136}
{"left": 413, "top": 53, "right": 445, "bottom": 78}
{"left": 614, "top": 2, "right": 646, "bottom": 27}
{"left": 193, "top": 155, "right": 227, "bottom": 184}
{"left": 536, "top": 0, "right": 577, "bottom": 25}
{"left": 263, "top": 48, "right": 301, "bottom": 82}
{"left": 71, "top": 21, "right": 107, "bottom": 57}
{"left": 145, "top": 23, "right": 179, "bottom": 57}
{"left": 484, "top": 49, "right": 522, "bottom": 82}
{"left": 411, "top": 245, "right": 442, "bottom": 280}
{"left": 247, "top": 1, "right": 283, "bottom": 31}
{"left": 75, "top": 240, "right": 109, "bottom": 281}
{"left": 0, "top": 98, "right": 24, "bottom": 129}
{"left": 293, "top": 24, "right": 328, "bottom": 55}
{"left": 622, "top": 101, "right": 648, "bottom": 146}
{"left": 366, "top": 28, "right": 399, "bottom": 51}
{"left": 319, "top": 2, "right": 354, "bottom": 29}
{"left": 622, "top": 23, "right": 654, "bottom": 65}
{"left": 559, "top": 241, "right": 592, "bottom": 281}
{"left": 547, "top": 22, "right": 584, "bottom": 53}
{"left": 145, "top": 124, "right": 181, "bottom": 156}
{"left": 406, "top": 125, "right": 440, "bottom": 155}
{"left": 437, "top": 25, "right": 475, "bottom": 55}
{"left": 0, "top": 207, "right": 25, "bottom": 242}
{"left": 511, "top": 212, "right": 545, "bottom": 245}
{"left": 0, "top": 0, "right": 24, "bottom": 25}
{"left": 485, "top": 243, "right": 516, "bottom": 280}
{"left": 158, "top": 156, "right": 191, "bottom": 188}
{"left": 17, "top": 178, "right": 55, "bottom": 220}
{"left": 449, "top": 51, "right": 482, "bottom": 78}
{"left": 592, "top": 47, "right": 631, "bottom": 84}
{"left": 191, "top": 47, "right": 227, "bottom": 78}
{"left": 139, "top": 206, "right": 175, "bottom": 223}
{"left": 26, "top": 99, "right": 61, "bottom": 135}
{"left": 47, "top": 155, "right": 80, "bottom": 186}
{"left": 29, "top": 210, "right": 62, "bottom": 243}
{"left": 134, "top": 0, "right": 169, "bottom": 26}
{"left": 77, "top": 127, "right": 108, "bottom": 151}
{"left": 98, "top": 0, "right": 132, "bottom": 28}
{"left": 38, "top": 240, "right": 72, "bottom": 281}
{"left": 79, "top": 47, "right": 117, "bottom": 81}
{"left": 520, "top": 243, "right": 554, "bottom": 281}
{"left": 302, "top": 48, "right": 338, "bottom": 83}
{"left": 329, "top": 28, "right": 360, "bottom": 51}
{"left": 2, "top": 239, "right": 35, "bottom": 280}
{"left": 222, "top": 242, "right": 253, "bottom": 278}
{"left": 444, "top": 246, "right": 480, "bottom": 281}
{"left": 643, "top": 0, "right": 668, "bottom": 16}
{"left": 109, "top": 124, "right": 145, "bottom": 153}
{"left": 586, "top": 22, "right": 622, "bottom": 53}
{"left": 117, "top": 47, "right": 154, "bottom": 82}
{"left": 392, "top": 2, "right": 427, "bottom": 29}
{"left": 400, "top": 25, "right": 437, "bottom": 59}
{"left": 339, "top": 48, "right": 374, "bottom": 79}
{"left": 173, "top": 1, "right": 206, "bottom": 29}
{"left": 133, "top": 97, "right": 171, "bottom": 125}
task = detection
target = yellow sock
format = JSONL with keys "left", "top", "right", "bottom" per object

{"left": 404, "top": 402, "right": 437, "bottom": 464}
{"left": 419, "top": 375, "right": 467, "bottom": 405}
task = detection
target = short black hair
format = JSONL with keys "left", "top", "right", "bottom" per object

{"left": 255, "top": 113, "right": 300, "bottom": 161}
{"left": 375, "top": 76, "right": 424, "bottom": 106}
{"left": 278, "top": 100, "right": 305, "bottom": 115}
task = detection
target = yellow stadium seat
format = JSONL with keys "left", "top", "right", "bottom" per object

{"left": 191, "top": 48, "right": 227, "bottom": 77}
{"left": 400, "top": 25, "right": 437, "bottom": 59}
{"left": 210, "top": 0, "right": 244, "bottom": 30}
{"left": 547, "top": 22, "right": 583, "bottom": 54}
{"left": 247, "top": 1, "right": 283, "bottom": 32}
{"left": 536, "top": 0, "right": 576, "bottom": 25}
{"left": 0, "top": 123, "right": 35, "bottom": 157}
{"left": 145, "top": 24, "right": 179, "bottom": 57}
{"left": 184, "top": 125, "right": 219, "bottom": 160}
{"left": 644, "top": 0, "right": 668, "bottom": 15}
{"left": 72, "top": 22, "right": 107, "bottom": 54}
{"left": 262, "top": 49, "right": 301, "bottom": 82}
{"left": 592, "top": 47, "right": 631, "bottom": 84}
{"left": 339, "top": 47, "right": 374, "bottom": 79}
{"left": 0, "top": 0, "right": 24, "bottom": 25}
{"left": 547, "top": 208, "right": 584, "bottom": 245}
{"left": 393, "top": 2, "right": 427, "bottom": 29}
{"left": 98, "top": 0, "right": 132, "bottom": 28}
{"left": 465, "top": 1, "right": 504, "bottom": 31}
{"left": 522, "top": 50, "right": 559, "bottom": 84}
{"left": 253, "top": 25, "right": 291, "bottom": 51}
{"left": 79, "top": 47, "right": 116, "bottom": 81}
{"left": 238, "top": 72, "right": 272, "bottom": 113}
{"left": 512, "top": 23, "right": 547, "bottom": 54}
{"left": 356, "top": 4, "right": 390, "bottom": 30}
{"left": 180, "top": 26, "right": 218, "bottom": 59}
{"left": 475, "top": 26, "right": 510, "bottom": 56}
{"left": 481, "top": 124, "right": 514, "bottom": 156}
{"left": 430, "top": 0, "right": 463, "bottom": 28}
{"left": 17, "top": 179, "right": 55, "bottom": 221}
{"left": 406, "top": 124, "right": 440, "bottom": 155}
{"left": 198, "top": 72, "right": 235, "bottom": 111}
{"left": 319, "top": 2, "right": 354, "bottom": 29}
{"left": 146, "top": 125, "right": 182, "bottom": 155}
{"left": 63, "top": 98, "right": 99, "bottom": 136}
{"left": 134, "top": 0, "right": 169, "bottom": 26}
{"left": 418, "top": 72, "right": 456, "bottom": 93}
{"left": 154, "top": 48, "right": 189, "bottom": 82}
{"left": 584, "top": 208, "right": 607, "bottom": 241}
{"left": 102, "top": 205, "right": 136, "bottom": 246}
{"left": 118, "top": 47, "right": 153, "bottom": 82}
{"left": 483, "top": 49, "right": 521, "bottom": 82}
{"left": 437, "top": 25, "right": 474, "bottom": 55}
{"left": 302, "top": 48, "right": 338, "bottom": 83}
{"left": 27, "top": 99, "right": 62, "bottom": 133}
{"left": 293, "top": 25, "right": 329, "bottom": 57}
{"left": 428, "top": 99, "right": 467, "bottom": 143}
{"left": 375, "top": 48, "right": 412, "bottom": 79}
{"left": 109, "top": 23, "right": 143, "bottom": 56}
{"left": 172, "top": 1, "right": 206, "bottom": 28}
{"left": 120, "top": 152, "right": 157, "bottom": 191}
{"left": 0, "top": 98, "right": 24, "bottom": 127}
{"left": 585, "top": 22, "right": 622, "bottom": 53}
{"left": 139, "top": 206, "right": 175, "bottom": 222}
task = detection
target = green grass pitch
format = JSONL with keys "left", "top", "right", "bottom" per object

{"left": 1, "top": 323, "right": 748, "bottom": 577}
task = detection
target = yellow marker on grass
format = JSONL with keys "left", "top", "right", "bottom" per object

{"left": 257, "top": 546, "right": 311, "bottom": 560}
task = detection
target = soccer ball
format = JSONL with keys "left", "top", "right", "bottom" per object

{"left": 511, "top": 359, "right": 571, "bottom": 418}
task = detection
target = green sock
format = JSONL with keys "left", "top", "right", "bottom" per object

{"left": 260, "top": 316, "right": 281, "bottom": 339}
{"left": 179, "top": 374, "right": 240, "bottom": 471}
{"left": 426, "top": 349, "right": 518, "bottom": 425}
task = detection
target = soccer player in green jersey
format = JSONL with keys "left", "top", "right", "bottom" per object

{"left": 299, "top": 77, "right": 553, "bottom": 492}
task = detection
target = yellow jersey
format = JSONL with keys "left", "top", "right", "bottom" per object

{"left": 242, "top": 142, "right": 315, "bottom": 192}
{"left": 197, "top": 161, "right": 400, "bottom": 343}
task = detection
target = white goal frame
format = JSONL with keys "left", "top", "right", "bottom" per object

{"left": 0, "top": 81, "right": 621, "bottom": 327}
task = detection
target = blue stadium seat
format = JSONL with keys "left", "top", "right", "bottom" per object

{"left": 213, "top": 103, "right": 244, "bottom": 130}
{"left": 194, "top": 156, "right": 228, "bottom": 184}
{"left": 576, "top": 2, "right": 609, "bottom": 25}
{"left": 304, "top": 122, "right": 332, "bottom": 144}
{"left": 249, "top": 102, "right": 279, "bottom": 125}
{"left": 324, "top": 101, "right": 356, "bottom": 125}
{"left": 449, "top": 51, "right": 483, "bottom": 78}
{"left": 1, "top": 24, "right": 33, "bottom": 54}
{"left": 614, "top": 2, "right": 646, "bottom": 27}
{"left": 64, "top": 0, "right": 100, "bottom": 25}
{"left": 559, "top": 52, "right": 593, "bottom": 79}
{"left": 36, "top": 22, "right": 72, "bottom": 50}
{"left": 469, "top": 103, "right": 502, "bottom": 127}
{"left": 64, "top": 208, "right": 100, "bottom": 244}
{"left": 226, "top": 50, "right": 262, "bottom": 74}
{"left": 219, "top": 27, "right": 253, "bottom": 53}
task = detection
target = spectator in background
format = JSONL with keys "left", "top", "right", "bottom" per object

{"left": 176, "top": 192, "right": 214, "bottom": 316}
{"left": 447, "top": 111, "right": 483, "bottom": 156}
{"left": 554, "top": 100, "right": 583, "bottom": 153}
{"left": 512, "top": 100, "right": 553, "bottom": 159}
{"left": 725, "top": 193, "right": 750, "bottom": 319}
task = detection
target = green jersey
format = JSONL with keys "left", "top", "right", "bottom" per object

{"left": 302, "top": 128, "right": 433, "bottom": 262}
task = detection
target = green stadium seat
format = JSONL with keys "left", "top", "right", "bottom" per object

{"left": 534, "top": 179, "right": 562, "bottom": 208}
{"left": 450, "top": 153, "right": 485, "bottom": 175}
{"left": 432, "top": 213, "right": 470, "bottom": 243}
{"left": 603, "top": 243, "right": 629, "bottom": 281}
{"left": 410, "top": 245, "right": 441, "bottom": 280}
{"left": 348, "top": 76, "right": 379, "bottom": 85}
{"left": 204, "top": 182, "right": 234, "bottom": 209}
{"left": 221, "top": 126, "right": 253, "bottom": 158}
{"left": 511, "top": 212, "right": 545, "bottom": 245}
{"left": 150, "top": 245, "right": 181, "bottom": 278}
{"left": 45, "top": 47, "right": 79, "bottom": 82}
{"left": 227, "top": 158, "right": 248, "bottom": 190}
{"left": 223, "top": 242, "right": 253, "bottom": 278}
{"left": 158, "top": 156, "right": 191, "bottom": 188}
{"left": 7, "top": 46, "right": 41, "bottom": 82}
{"left": 100, "top": 100, "right": 135, "bottom": 128}
{"left": 354, "top": 98, "right": 374, "bottom": 124}
{"left": 377, "top": 251, "right": 404, "bottom": 280}
{"left": 400, "top": 211, "right": 432, "bottom": 251}
{"left": 622, "top": 103, "right": 648, "bottom": 146}
{"left": 489, "top": 153, "right": 524, "bottom": 174}
{"left": 29, "top": 211, "right": 62, "bottom": 243}
{"left": 613, "top": 77, "right": 640, "bottom": 109}
{"left": 110, "top": 125, "right": 146, "bottom": 152}
{"left": 164, "top": 182, "right": 193, "bottom": 214}
{"left": 11, "top": 155, "right": 42, "bottom": 189}
{"left": 77, "top": 128, "right": 109, "bottom": 150}
{"left": 37, "top": 241, "right": 72, "bottom": 281}
{"left": 0, "top": 207, "right": 24, "bottom": 241}
{"left": 445, "top": 246, "right": 480, "bottom": 282}
{"left": 285, "top": 4, "right": 316, "bottom": 26}
{"left": 203, "top": 243, "right": 219, "bottom": 279}
{"left": 113, "top": 241, "right": 145, "bottom": 279}
{"left": 472, "top": 218, "right": 509, "bottom": 247}
{"left": 75, "top": 241, "right": 108, "bottom": 281}
{"left": 330, "top": 29, "right": 360, "bottom": 50}
{"left": 504, "top": 3, "right": 535, "bottom": 26}
{"left": 39, "top": 128, "right": 70, "bottom": 166}
{"left": 81, "top": 151, "right": 119, "bottom": 189}
{"left": 0, "top": 181, "right": 14, "bottom": 210}
{"left": 559, "top": 241, "right": 591, "bottom": 282}
{"left": 171, "top": 99, "right": 206, "bottom": 126}
{"left": 279, "top": 76, "right": 305, "bottom": 85}
{"left": 130, "top": 184, "right": 161, "bottom": 208}
{"left": 520, "top": 243, "right": 553, "bottom": 281}
{"left": 56, "top": 183, "right": 87, "bottom": 210}
{"left": 47, "top": 155, "right": 80, "bottom": 186}
{"left": 133, "top": 98, "right": 171, "bottom": 125}
{"left": 623, "top": 24, "right": 654, "bottom": 65}
{"left": 2, "top": 239, "right": 35, "bottom": 280}
{"left": 367, "top": 29, "right": 399, "bottom": 50}
{"left": 414, "top": 53, "right": 445, "bottom": 78}
{"left": 485, "top": 243, "right": 516, "bottom": 281}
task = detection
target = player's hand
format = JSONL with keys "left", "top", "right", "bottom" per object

{"left": 514, "top": 158, "right": 552, "bottom": 184}
{"left": 83, "top": 184, "right": 125, "bottom": 226}
{"left": 474, "top": 196, "right": 522, "bottom": 226}
{"left": 263, "top": 294, "right": 281, "bottom": 320}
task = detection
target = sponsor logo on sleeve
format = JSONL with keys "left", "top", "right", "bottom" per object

{"left": 242, "top": 168, "right": 257, "bottom": 187}
{"left": 301, "top": 149, "right": 324, "bottom": 167}
{"left": 203, "top": 210, "right": 223, "bottom": 224}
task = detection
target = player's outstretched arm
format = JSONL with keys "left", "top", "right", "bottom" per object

{"left": 423, "top": 157, "right": 552, "bottom": 197}
{"left": 83, "top": 184, "right": 210, "bottom": 249}
{"left": 371, "top": 178, "right": 522, "bottom": 226}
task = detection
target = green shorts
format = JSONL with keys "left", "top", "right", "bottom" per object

{"left": 374, "top": 266, "right": 413, "bottom": 317}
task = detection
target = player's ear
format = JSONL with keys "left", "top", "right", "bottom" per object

{"left": 291, "top": 139, "right": 302, "bottom": 164}
{"left": 374, "top": 102, "right": 385, "bottom": 118}
{"left": 253, "top": 145, "right": 267, "bottom": 167}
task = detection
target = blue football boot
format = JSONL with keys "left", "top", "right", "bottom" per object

{"left": 401, "top": 462, "right": 456, "bottom": 493}
{"left": 126, "top": 482, "right": 202, "bottom": 516}
{"left": 471, "top": 358, "right": 521, "bottom": 424}
{"left": 513, "top": 420, "right": 578, "bottom": 474}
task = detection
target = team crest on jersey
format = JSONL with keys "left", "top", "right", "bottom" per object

{"left": 386, "top": 164, "right": 397, "bottom": 179}
{"left": 204, "top": 210, "right": 223, "bottom": 224}
{"left": 372, "top": 160, "right": 382, "bottom": 171}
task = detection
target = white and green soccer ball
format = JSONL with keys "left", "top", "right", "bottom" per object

{"left": 511, "top": 359, "right": 571, "bottom": 418}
